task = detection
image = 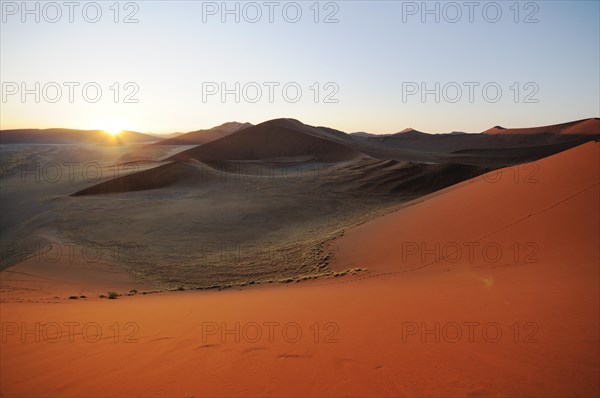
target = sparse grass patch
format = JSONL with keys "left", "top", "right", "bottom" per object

{"left": 349, "top": 267, "right": 367, "bottom": 275}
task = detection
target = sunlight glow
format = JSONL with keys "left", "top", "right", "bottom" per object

{"left": 102, "top": 123, "right": 123, "bottom": 136}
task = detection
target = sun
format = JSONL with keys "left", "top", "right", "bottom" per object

{"left": 101, "top": 121, "right": 125, "bottom": 136}
{"left": 103, "top": 126, "right": 122, "bottom": 136}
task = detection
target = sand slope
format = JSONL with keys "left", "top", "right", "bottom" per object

{"left": 70, "top": 161, "right": 206, "bottom": 196}
{"left": 331, "top": 141, "right": 599, "bottom": 274}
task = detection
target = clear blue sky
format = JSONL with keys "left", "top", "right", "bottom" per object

{"left": 1, "top": 0, "right": 599, "bottom": 134}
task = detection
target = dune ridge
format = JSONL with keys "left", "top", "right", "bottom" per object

{"left": 151, "top": 121, "right": 253, "bottom": 146}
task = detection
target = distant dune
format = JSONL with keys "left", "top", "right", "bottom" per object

{"left": 483, "top": 117, "right": 600, "bottom": 135}
{"left": 152, "top": 121, "right": 253, "bottom": 146}
{"left": 394, "top": 127, "right": 426, "bottom": 136}
{"left": 168, "top": 118, "right": 365, "bottom": 163}
{"left": 0, "top": 128, "right": 157, "bottom": 144}
{"left": 354, "top": 118, "right": 599, "bottom": 165}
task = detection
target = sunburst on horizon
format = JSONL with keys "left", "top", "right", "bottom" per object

{"left": 102, "top": 123, "right": 124, "bottom": 136}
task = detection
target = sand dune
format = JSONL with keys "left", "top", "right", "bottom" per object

{"left": 0, "top": 128, "right": 157, "bottom": 144}
{"left": 152, "top": 121, "right": 253, "bottom": 146}
{"left": 322, "top": 158, "right": 488, "bottom": 198}
{"left": 70, "top": 161, "right": 210, "bottom": 196}
{"left": 331, "top": 141, "right": 599, "bottom": 274}
{"left": 169, "top": 118, "right": 365, "bottom": 163}
{"left": 483, "top": 117, "right": 600, "bottom": 135}
{"left": 449, "top": 138, "right": 592, "bottom": 164}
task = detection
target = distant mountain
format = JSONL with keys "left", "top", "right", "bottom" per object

{"left": 152, "top": 122, "right": 253, "bottom": 146}
{"left": 0, "top": 128, "right": 157, "bottom": 144}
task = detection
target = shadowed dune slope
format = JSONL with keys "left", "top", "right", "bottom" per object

{"left": 71, "top": 161, "right": 205, "bottom": 196}
{"left": 449, "top": 138, "right": 592, "bottom": 161}
{"left": 322, "top": 158, "right": 489, "bottom": 198}
{"left": 168, "top": 118, "right": 365, "bottom": 163}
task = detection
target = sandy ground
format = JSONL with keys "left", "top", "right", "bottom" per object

{"left": 1, "top": 142, "right": 597, "bottom": 397}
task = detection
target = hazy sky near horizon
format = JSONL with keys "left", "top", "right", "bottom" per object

{"left": 1, "top": 0, "right": 599, "bottom": 134}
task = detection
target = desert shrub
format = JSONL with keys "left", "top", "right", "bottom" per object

{"left": 108, "top": 292, "right": 118, "bottom": 299}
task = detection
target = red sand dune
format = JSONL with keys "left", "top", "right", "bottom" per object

{"left": 331, "top": 142, "right": 599, "bottom": 274}
{"left": 1, "top": 143, "right": 597, "bottom": 397}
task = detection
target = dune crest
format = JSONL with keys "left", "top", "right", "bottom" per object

{"left": 151, "top": 121, "right": 253, "bottom": 146}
